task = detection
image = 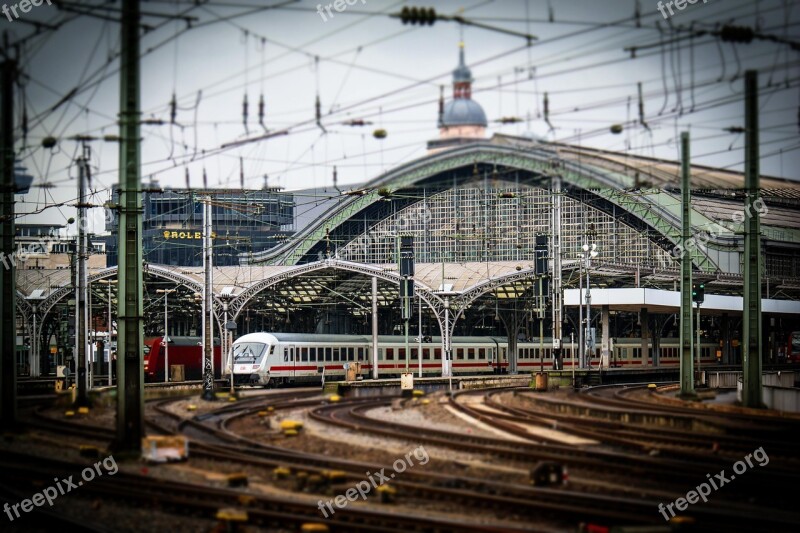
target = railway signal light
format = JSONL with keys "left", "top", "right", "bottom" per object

{"left": 400, "top": 6, "right": 437, "bottom": 25}
{"left": 692, "top": 282, "right": 705, "bottom": 304}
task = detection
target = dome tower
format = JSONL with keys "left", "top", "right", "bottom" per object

{"left": 429, "top": 43, "right": 488, "bottom": 151}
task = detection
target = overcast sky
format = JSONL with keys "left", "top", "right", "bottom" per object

{"left": 3, "top": 0, "right": 798, "bottom": 234}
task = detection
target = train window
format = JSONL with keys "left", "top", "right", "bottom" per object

{"left": 325, "top": 347, "right": 333, "bottom": 362}
{"left": 398, "top": 348, "right": 406, "bottom": 361}
{"left": 478, "top": 348, "right": 485, "bottom": 359}
{"left": 357, "top": 347, "right": 364, "bottom": 361}
{"left": 410, "top": 348, "right": 418, "bottom": 360}
{"left": 467, "top": 348, "right": 475, "bottom": 360}
{"left": 333, "top": 348, "right": 341, "bottom": 361}
{"left": 301, "top": 347, "right": 308, "bottom": 362}
{"left": 434, "top": 348, "right": 442, "bottom": 359}
{"left": 348, "top": 347, "right": 355, "bottom": 360}
{"left": 288, "top": 347, "right": 294, "bottom": 362}
{"left": 456, "top": 348, "right": 464, "bottom": 360}
{"left": 386, "top": 348, "right": 394, "bottom": 361}
{"left": 308, "top": 347, "right": 315, "bottom": 362}
{"left": 283, "top": 348, "right": 288, "bottom": 362}
{"left": 633, "top": 348, "right": 641, "bottom": 358}
{"left": 423, "top": 348, "right": 431, "bottom": 360}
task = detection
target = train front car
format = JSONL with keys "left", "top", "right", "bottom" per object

{"left": 231, "top": 332, "right": 278, "bottom": 386}
{"left": 788, "top": 331, "right": 800, "bottom": 364}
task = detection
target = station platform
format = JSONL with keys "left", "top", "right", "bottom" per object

{"left": 330, "top": 374, "right": 532, "bottom": 396}
{"left": 330, "top": 365, "right": 791, "bottom": 395}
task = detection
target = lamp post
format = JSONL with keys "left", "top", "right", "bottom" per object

{"left": 219, "top": 291, "right": 237, "bottom": 396}
{"left": 98, "top": 279, "right": 117, "bottom": 386}
{"left": 581, "top": 243, "right": 598, "bottom": 369}
{"left": 156, "top": 288, "right": 176, "bottom": 382}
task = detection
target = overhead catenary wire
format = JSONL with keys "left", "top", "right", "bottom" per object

{"left": 9, "top": 0, "right": 799, "bottom": 227}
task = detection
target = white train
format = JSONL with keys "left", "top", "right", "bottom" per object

{"left": 230, "top": 332, "right": 718, "bottom": 386}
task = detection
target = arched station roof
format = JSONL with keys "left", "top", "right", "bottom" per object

{"left": 241, "top": 134, "right": 800, "bottom": 269}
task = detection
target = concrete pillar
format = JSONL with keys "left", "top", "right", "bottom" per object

{"left": 499, "top": 312, "right": 521, "bottom": 375}
{"left": 600, "top": 306, "right": 610, "bottom": 369}
{"left": 722, "top": 314, "right": 731, "bottom": 364}
{"left": 640, "top": 308, "right": 650, "bottom": 366}
{"left": 29, "top": 312, "right": 39, "bottom": 378}
{"left": 371, "top": 277, "right": 378, "bottom": 380}
{"left": 652, "top": 316, "right": 661, "bottom": 368}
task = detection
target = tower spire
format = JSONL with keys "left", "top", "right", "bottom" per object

{"left": 452, "top": 42, "right": 472, "bottom": 99}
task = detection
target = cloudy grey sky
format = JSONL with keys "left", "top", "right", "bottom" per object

{"left": 3, "top": 0, "right": 798, "bottom": 233}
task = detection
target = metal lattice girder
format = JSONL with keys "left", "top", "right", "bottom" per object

{"left": 227, "top": 259, "right": 443, "bottom": 319}
{"left": 242, "top": 143, "right": 718, "bottom": 271}
{"left": 33, "top": 265, "right": 202, "bottom": 324}
{"left": 601, "top": 188, "right": 717, "bottom": 273}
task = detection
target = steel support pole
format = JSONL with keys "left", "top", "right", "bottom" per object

{"left": 224, "top": 302, "right": 234, "bottom": 395}
{"left": 417, "top": 296, "right": 422, "bottom": 379}
{"left": 0, "top": 59, "right": 16, "bottom": 428}
{"left": 404, "top": 319, "right": 410, "bottom": 373}
{"left": 578, "top": 259, "right": 584, "bottom": 369}
{"left": 116, "top": 0, "right": 145, "bottom": 453}
{"left": 696, "top": 305, "right": 701, "bottom": 387}
{"left": 742, "top": 70, "right": 763, "bottom": 408}
{"left": 601, "top": 305, "right": 610, "bottom": 369}
{"left": 75, "top": 153, "right": 90, "bottom": 406}
{"left": 163, "top": 291, "right": 169, "bottom": 383}
{"left": 538, "top": 282, "right": 544, "bottom": 374}
{"left": 570, "top": 333, "right": 575, "bottom": 387}
{"left": 371, "top": 276, "right": 378, "bottom": 380}
{"left": 31, "top": 311, "right": 38, "bottom": 378}
{"left": 551, "top": 174, "right": 563, "bottom": 370}
{"left": 679, "top": 131, "right": 696, "bottom": 399}
{"left": 107, "top": 283, "right": 112, "bottom": 386}
{"left": 585, "top": 257, "right": 591, "bottom": 368}
{"left": 201, "top": 198, "right": 215, "bottom": 400}
{"left": 443, "top": 298, "right": 452, "bottom": 383}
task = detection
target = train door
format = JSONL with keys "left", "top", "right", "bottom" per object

{"left": 288, "top": 346, "right": 296, "bottom": 378}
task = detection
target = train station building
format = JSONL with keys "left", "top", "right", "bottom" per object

{"left": 12, "top": 46, "right": 800, "bottom": 378}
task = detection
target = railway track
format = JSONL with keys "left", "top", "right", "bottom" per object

{"left": 149, "top": 394, "right": 649, "bottom": 528}
{"left": 17, "top": 392, "right": 582, "bottom": 530}
{"left": 0, "top": 451, "right": 518, "bottom": 533}
{"left": 482, "top": 388, "right": 800, "bottom": 461}
{"left": 15, "top": 386, "right": 800, "bottom": 531}
{"left": 304, "top": 394, "right": 800, "bottom": 531}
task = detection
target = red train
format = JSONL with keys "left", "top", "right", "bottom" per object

{"left": 788, "top": 331, "right": 800, "bottom": 364}
{"left": 144, "top": 336, "right": 222, "bottom": 382}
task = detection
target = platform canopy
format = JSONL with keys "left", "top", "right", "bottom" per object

{"left": 564, "top": 288, "right": 800, "bottom": 316}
